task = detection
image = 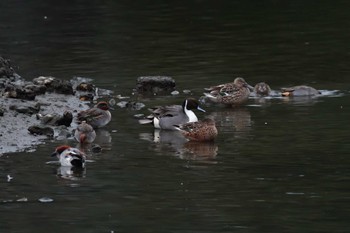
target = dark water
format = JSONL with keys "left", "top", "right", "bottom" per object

{"left": 1, "top": 1, "right": 349, "bottom": 232}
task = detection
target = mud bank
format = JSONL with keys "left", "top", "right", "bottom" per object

{"left": 0, "top": 56, "right": 112, "bottom": 155}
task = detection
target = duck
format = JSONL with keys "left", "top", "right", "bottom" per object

{"left": 281, "top": 85, "right": 320, "bottom": 97}
{"left": 77, "top": 101, "right": 112, "bottom": 128}
{"left": 74, "top": 121, "right": 96, "bottom": 144}
{"left": 139, "top": 98, "right": 205, "bottom": 130}
{"left": 204, "top": 77, "right": 252, "bottom": 106}
{"left": 253, "top": 82, "right": 271, "bottom": 96}
{"left": 51, "top": 145, "right": 86, "bottom": 167}
{"left": 174, "top": 118, "right": 218, "bottom": 142}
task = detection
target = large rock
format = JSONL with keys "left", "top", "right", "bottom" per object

{"left": 0, "top": 56, "right": 15, "bottom": 79}
{"left": 135, "top": 76, "right": 176, "bottom": 94}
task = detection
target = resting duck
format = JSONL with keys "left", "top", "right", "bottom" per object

{"left": 174, "top": 118, "right": 218, "bottom": 142}
{"left": 253, "top": 82, "right": 271, "bottom": 96}
{"left": 281, "top": 85, "right": 320, "bottom": 97}
{"left": 204, "top": 77, "right": 252, "bottom": 106}
{"left": 77, "top": 101, "right": 112, "bottom": 128}
{"left": 74, "top": 121, "right": 96, "bottom": 144}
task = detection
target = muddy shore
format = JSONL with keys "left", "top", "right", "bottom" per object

{"left": 0, "top": 56, "right": 113, "bottom": 155}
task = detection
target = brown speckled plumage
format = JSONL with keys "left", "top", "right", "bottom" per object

{"left": 204, "top": 77, "right": 251, "bottom": 106}
{"left": 176, "top": 118, "right": 218, "bottom": 142}
{"left": 253, "top": 82, "right": 271, "bottom": 96}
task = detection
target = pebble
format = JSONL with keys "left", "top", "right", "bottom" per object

{"left": 38, "top": 197, "right": 54, "bottom": 203}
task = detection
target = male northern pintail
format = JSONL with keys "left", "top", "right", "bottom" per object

{"left": 139, "top": 98, "right": 205, "bottom": 130}
{"left": 204, "top": 77, "right": 252, "bottom": 106}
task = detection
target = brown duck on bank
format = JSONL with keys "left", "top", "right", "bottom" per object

{"left": 281, "top": 85, "right": 320, "bottom": 97}
{"left": 204, "top": 77, "right": 252, "bottom": 106}
{"left": 77, "top": 101, "right": 112, "bottom": 128}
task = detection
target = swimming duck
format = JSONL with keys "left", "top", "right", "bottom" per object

{"left": 174, "top": 118, "right": 218, "bottom": 142}
{"left": 51, "top": 145, "right": 86, "bottom": 167}
{"left": 77, "top": 101, "right": 112, "bottom": 128}
{"left": 281, "top": 85, "right": 320, "bottom": 97}
{"left": 204, "top": 77, "right": 252, "bottom": 106}
{"left": 253, "top": 82, "right": 271, "bottom": 96}
{"left": 74, "top": 121, "right": 96, "bottom": 144}
{"left": 139, "top": 98, "right": 205, "bottom": 130}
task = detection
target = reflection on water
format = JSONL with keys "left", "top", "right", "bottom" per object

{"left": 180, "top": 141, "right": 218, "bottom": 161}
{"left": 209, "top": 107, "right": 252, "bottom": 139}
{"left": 140, "top": 129, "right": 218, "bottom": 160}
{"left": 56, "top": 166, "right": 86, "bottom": 181}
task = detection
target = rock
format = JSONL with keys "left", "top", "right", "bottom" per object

{"left": 117, "top": 101, "right": 145, "bottom": 110}
{"left": 0, "top": 107, "right": 4, "bottom": 116}
{"left": 37, "top": 111, "right": 73, "bottom": 127}
{"left": 76, "top": 82, "right": 95, "bottom": 92}
{"left": 9, "top": 103, "right": 41, "bottom": 115}
{"left": 0, "top": 56, "right": 15, "bottom": 79}
{"left": 91, "top": 144, "right": 102, "bottom": 153}
{"left": 135, "top": 76, "right": 176, "bottom": 94}
{"left": 28, "top": 125, "right": 54, "bottom": 137}
{"left": 33, "top": 76, "right": 74, "bottom": 95}
{"left": 171, "top": 90, "right": 180, "bottom": 95}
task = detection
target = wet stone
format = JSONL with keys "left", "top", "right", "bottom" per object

{"left": 135, "top": 76, "right": 176, "bottom": 94}
{"left": 28, "top": 125, "right": 54, "bottom": 137}
{"left": 76, "top": 82, "right": 95, "bottom": 92}
{"left": 10, "top": 103, "right": 41, "bottom": 115}
{"left": 91, "top": 144, "right": 102, "bottom": 153}
{"left": 38, "top": 197, "right": 54, "bottom": 203}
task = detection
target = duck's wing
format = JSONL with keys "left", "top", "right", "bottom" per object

{"left": 149, "top": 105, "right": 182, "bottom": 118}
{"left": 219, "top": 83, "right": 241, "bottom": 95}
{"left": 78, "top": 108, "right": 105, "bottom": 122}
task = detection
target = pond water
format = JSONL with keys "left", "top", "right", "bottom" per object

{"left": 1, "top": 1, "right": 349, "bottom": 232}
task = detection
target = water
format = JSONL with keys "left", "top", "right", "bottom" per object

{"left": 1, "top": 1, "right": 349, "bottom": 232}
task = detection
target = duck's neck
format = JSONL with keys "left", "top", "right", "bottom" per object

{"left": 184, "top": 108, "right": 198, "bottom": 122}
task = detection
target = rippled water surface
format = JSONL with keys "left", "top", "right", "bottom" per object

{"left": 1, "top": 1, "right": 349, "bottom": 232}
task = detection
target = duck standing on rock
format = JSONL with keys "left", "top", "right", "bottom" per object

{"left": 77, "top": 101, "right": 112, "bottom": 128}
{"left": 139, "top": 98, "right": 205, "bottom": 130}
{"left": 74, "top": 121, "right": 96, "bottom": 144}
{"left": 174, "top": 117, "right": 218, "bottom": 142}
{"left": 204, "top": 77, "right": 252, "bottom": 106}
{"left": 51, "top": 145, "right": 86, "bottom": 168}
